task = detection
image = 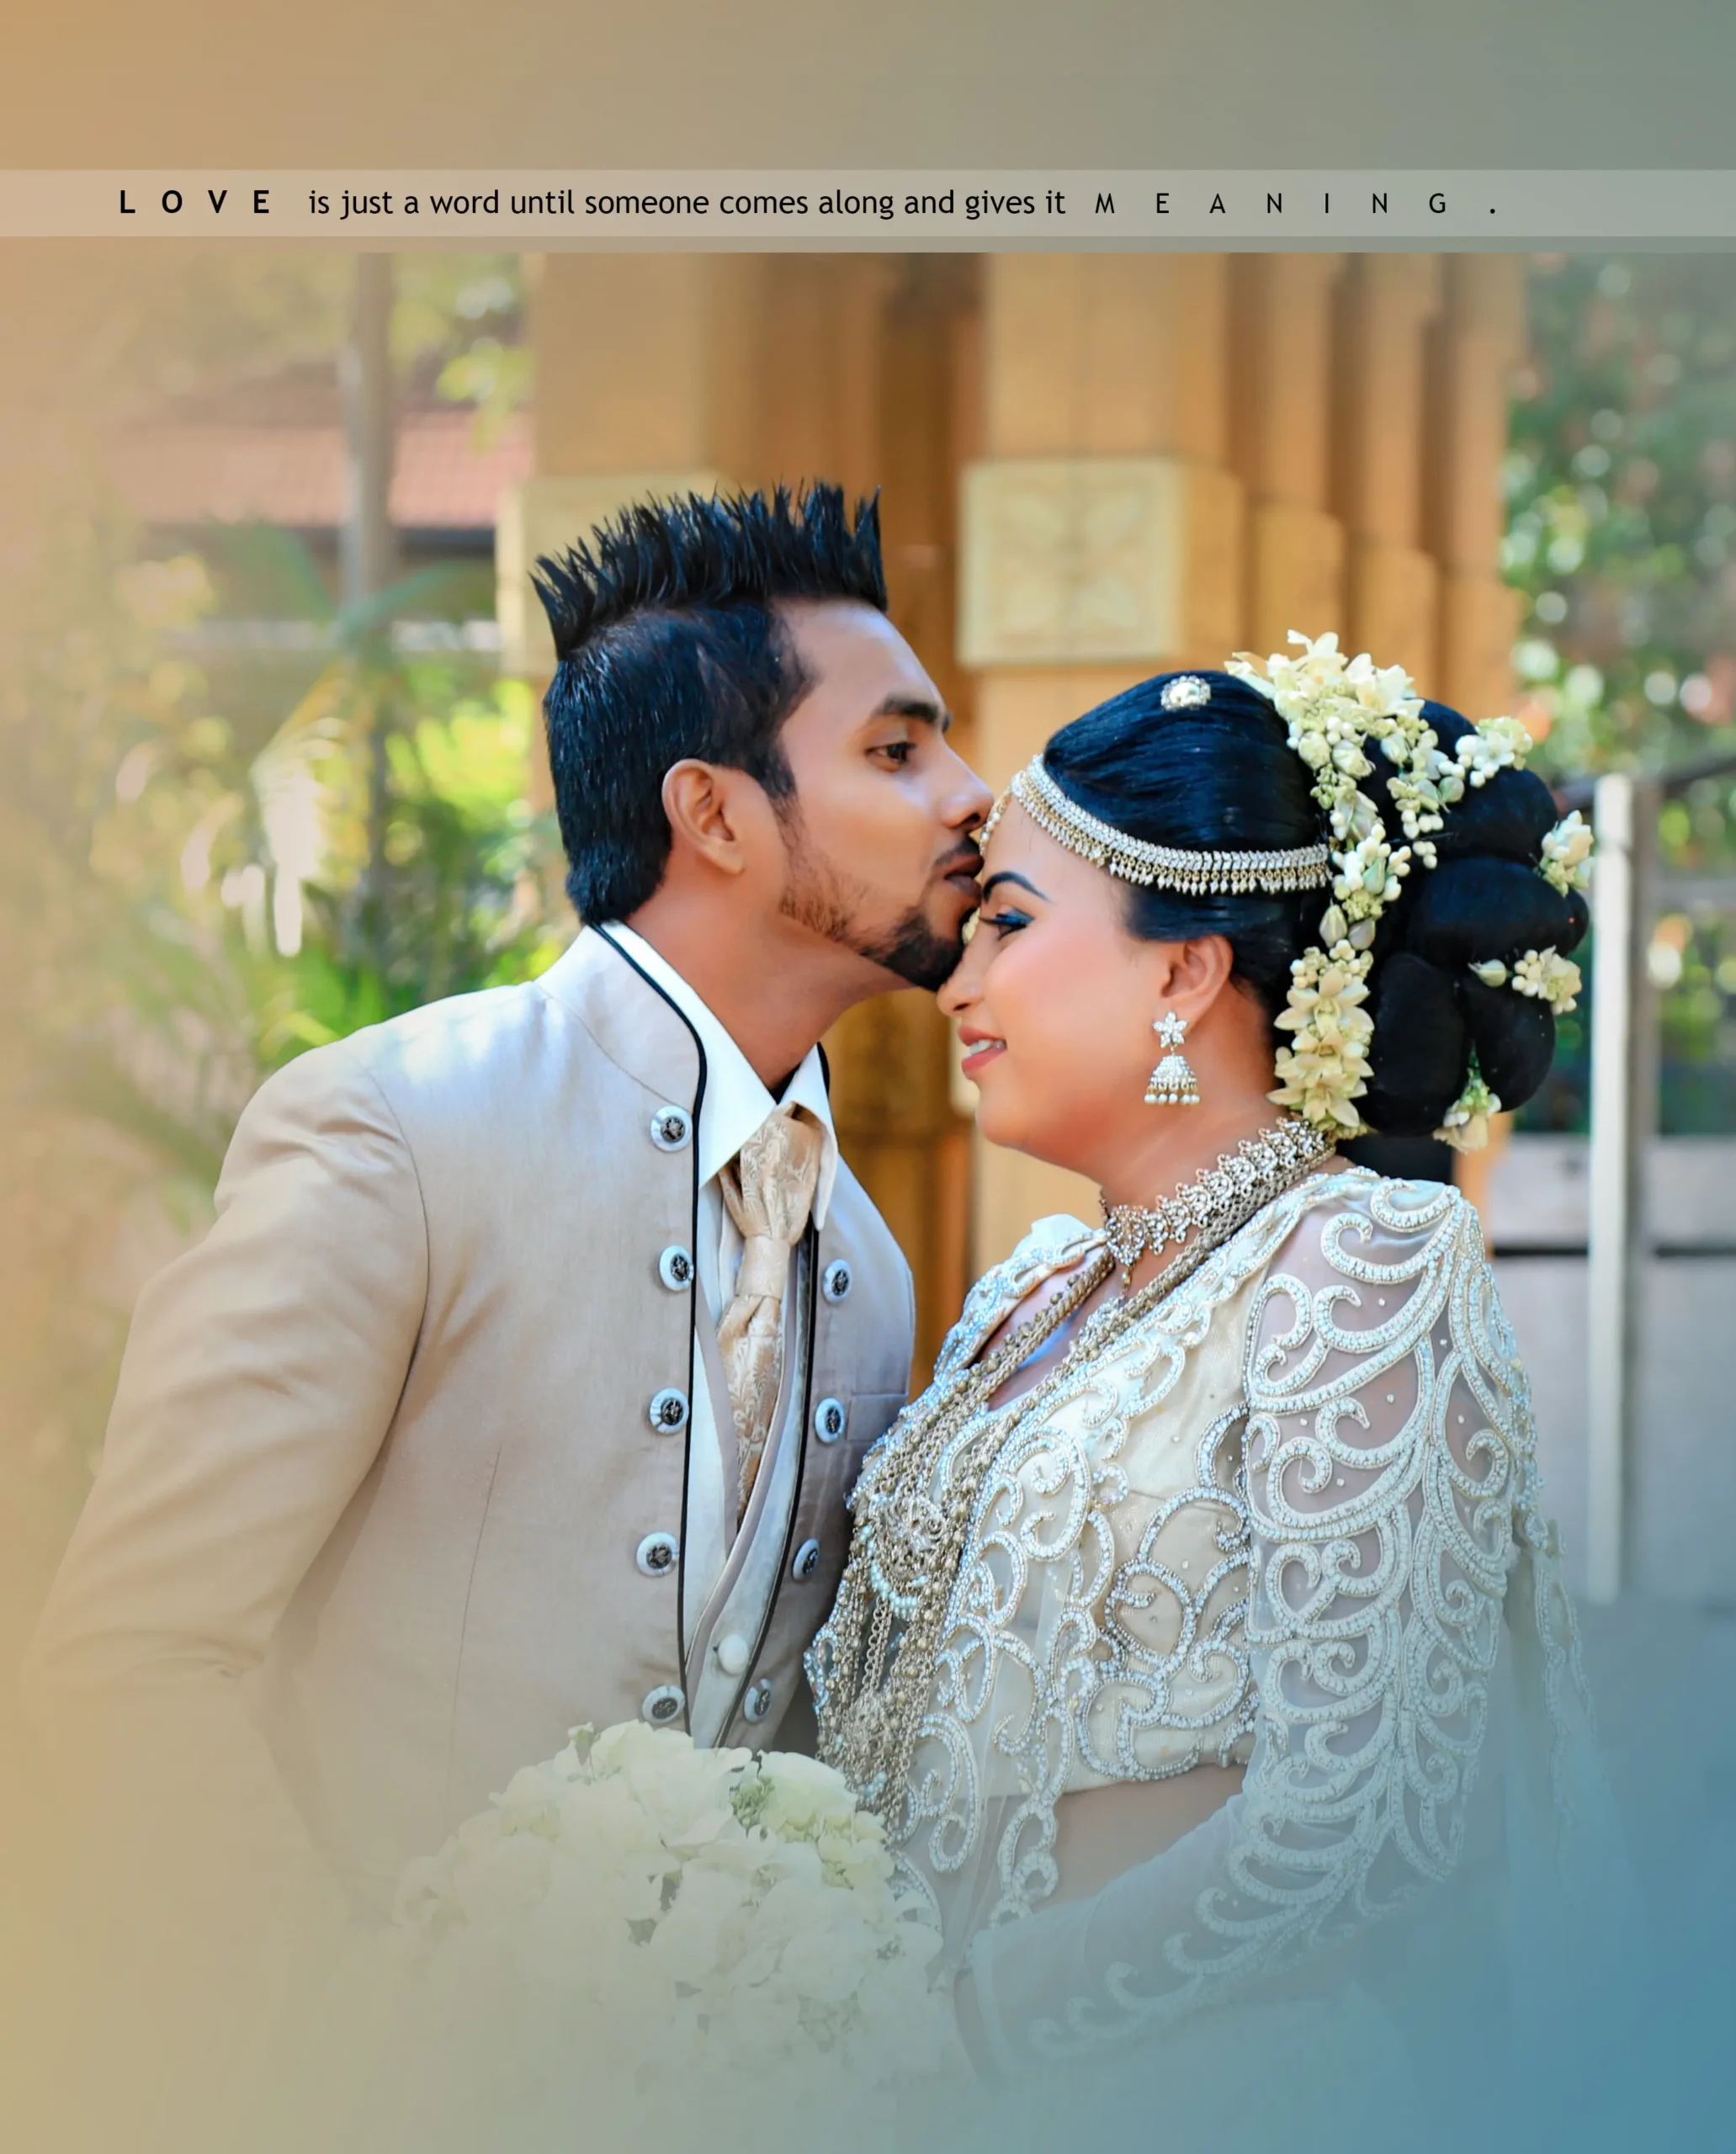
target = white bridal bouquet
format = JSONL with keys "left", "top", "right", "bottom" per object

{"left": 305, "top": 1722, "right": 961, "bottom": 2151}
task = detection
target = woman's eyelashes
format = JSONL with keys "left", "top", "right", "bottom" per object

{"left": 979, "top": 907, "right": 1032, "bottom": 937}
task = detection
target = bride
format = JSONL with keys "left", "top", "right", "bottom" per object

{"left": 335, "top": 635, "right": 1614, "bottom": 2139}
{"left": 806, "top": 634, "right": 1609, "bottom": 2085}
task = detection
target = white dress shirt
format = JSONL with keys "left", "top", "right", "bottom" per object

{"left": 604, "top": 926, "right": 838, "bottom": 1742}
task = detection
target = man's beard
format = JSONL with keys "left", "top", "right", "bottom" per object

{"left": 775, "top": 814, "right": 967, "bottom": 993}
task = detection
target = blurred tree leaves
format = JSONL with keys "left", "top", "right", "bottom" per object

{"left": 61, "top": 252, "right": 527, "bottom": 422}
{"left": 1507, "top": 255, "right": 1736, "bottom": 1133}
{"left": 2, "top": 515, "right": 560, "bottom": 1525}
{"left": 1506, "top": 254, "right": 1736, "bottom": 823}
{"left": 0, "top": 245, "right": 550, "bottom": 1610}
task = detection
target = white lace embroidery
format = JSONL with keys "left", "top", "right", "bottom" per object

{"left": 865, "top": 1175, "right": 1571, "bottom": 2063}
{"left": 857, "top": 1191, "right": 1348, "bottom": 1934}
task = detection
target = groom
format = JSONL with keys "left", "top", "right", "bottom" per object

{"left": 22, "top": 486, "right": 990, "bottom": 1950}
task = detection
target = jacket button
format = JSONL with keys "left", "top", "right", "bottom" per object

{"left": 714, "top": 1631, "right": 750, "bottom": 1676}
{"left": 657, "top": 1244, "right": 694, "bottom": 1292}
{"left": 822, "top": 1260, "right": 853, "bottom": 1303}
{"left": 743, "top": 1679, "right": 773, "bottom": 1723}
{"left": 648, "top": 1388, "right": 690, "bottom": 1435}
{"left": 813, "top": 1397, "right": 847, "bottom": 1445}
{"left": 792, "top": 1537, "right": 822, "bottom": 1582}
{"left": 650, "top": 1107, "right": 693, "bottom": 1152}
{"left": 636, "top": 1531, "right": 679, "bottom": 1577}
{"left": 642, "top": 1684, "right": 685, "bottom": 1724}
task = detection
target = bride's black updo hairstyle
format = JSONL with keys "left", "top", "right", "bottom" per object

{"left": 1040, "top": 670, "right": 1589, "bottom": 1137}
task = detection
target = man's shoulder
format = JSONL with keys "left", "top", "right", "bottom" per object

{"left": 260, "top": 973, "right": 567, "bottom": 1104}
{"left": 263, "top": 930, "right": 689, "bottom": 1104}
{"left": 236, "top": 944, "right": 656, "bottom": 1162}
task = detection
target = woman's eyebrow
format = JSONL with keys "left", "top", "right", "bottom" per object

{"left": 980, "top": 871, "right": 1049, "bottom": 901}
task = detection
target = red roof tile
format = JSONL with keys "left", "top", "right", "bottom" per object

{"left": 114, "top": 408, "right": 531, "bottom": 533}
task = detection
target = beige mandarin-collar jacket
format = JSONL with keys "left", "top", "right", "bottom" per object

{"left": 23, "top": 927, "right": 915, "bottom": 1915}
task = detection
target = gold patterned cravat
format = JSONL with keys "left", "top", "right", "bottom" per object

{"left": 717, "top": 1106, "right": 823, "bottom": 1522}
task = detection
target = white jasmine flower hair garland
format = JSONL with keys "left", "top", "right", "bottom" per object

{"left": 1471, "top": 947, "right": 1584, "bottom": 1015}
{"left": 1538, "top": 808, "right": 1594, "bottom": 894}
{"left": 1438, "top": 1068, "right": 1502, "bottom": 1154}
{"left": 1226, "top": 632, "right": 1590, "bottom": 1151}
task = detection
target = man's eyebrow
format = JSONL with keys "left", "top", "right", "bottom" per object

{"left": 980, "top": 871, "right": 1049, "bottom": 901}
{"left": 873, "top": 693, "right": 953, "bottom": 735}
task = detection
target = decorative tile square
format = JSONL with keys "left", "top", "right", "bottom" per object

{"left": 958, "top": 457, "right": 1193, "bottom": 667}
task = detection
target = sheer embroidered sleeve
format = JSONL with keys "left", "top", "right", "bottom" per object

{"left": 965, "top": 1179, "right": 1533, "bottom": 2066}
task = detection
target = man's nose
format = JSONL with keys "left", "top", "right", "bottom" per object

{"left": 943, "top": 751, "right": 994, "bottom": 826}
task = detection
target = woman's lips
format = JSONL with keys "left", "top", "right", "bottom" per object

{"left": 959, "top": 1038, "right": 1006, "bottom": 1079}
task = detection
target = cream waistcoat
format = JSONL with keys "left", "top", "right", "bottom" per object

{"left": 603, "top": 923, "right": 841, "bottom": 1745}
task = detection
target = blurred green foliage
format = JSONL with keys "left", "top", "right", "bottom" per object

{"left": 0, "top": 253, "right": 550, "bottom": 1557}
{"left": 1507, "top": 254, "right": 1736, "bottom": 799}
{"left": 1506, "top": 255, "right": 1736, "bottom": 1136}
{"left": 79, "top": 252, "right": 526, "bottom": 420}
{"left": 2, "top": 516, "right": 562, "bottom": 1518}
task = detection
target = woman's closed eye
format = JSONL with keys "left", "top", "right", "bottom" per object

{"left": 978, "top": 907, "right": 1032, "bottom": 936}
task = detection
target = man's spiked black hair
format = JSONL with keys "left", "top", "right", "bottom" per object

{"left": 533, "top": 485, "right": 887, "bottom": 924}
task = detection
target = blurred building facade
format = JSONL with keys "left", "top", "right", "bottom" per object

{"left": 506, "top": 253, "right": 1527, "bottom": 1371}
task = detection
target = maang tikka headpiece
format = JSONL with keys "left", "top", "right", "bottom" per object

{"left": 979, "top": 734, "right": 1333, "bottom": 899}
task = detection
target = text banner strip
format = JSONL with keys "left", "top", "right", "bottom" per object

{"left": 3, "top": 172, "right": 1736, "bottom": 242}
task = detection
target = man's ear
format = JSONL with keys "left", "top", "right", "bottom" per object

{"left": 661, "top": 759, "right": 749, "bottom": 877}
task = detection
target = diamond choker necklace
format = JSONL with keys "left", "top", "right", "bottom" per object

{"left": 1101, "top": 1117, "right": 1336, "bottom": 1287}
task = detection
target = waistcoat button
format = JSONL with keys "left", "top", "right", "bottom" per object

{"left": 813, "top": 1397, "right": 847, "bottom": 1444}
{"left": 650, "top": 1107, "right": 693, "bottom": 1152}
{"left": 821, "top": 1260, "right": 853, "bottom": 1303}
{"left": 636, "top": 1531, "right": 679, "bottom": 1577}
{"left": 714, "top": 1631, "right": 750, "bottom": 1677}
{"left": 642, "top": 1684, "right": 685, "bottom": 1724}
{"left": 648, "top": 1388, "right": 690, "bottom": 1434}
{"left": 743, "top": 1679, "right": 774, "bottom": 1723}
{"left": 657, "top": 1244, "right": 694, "bottom": 1291}
{"left": 792, "top": 1537, "right": 822, "bottom": 1582}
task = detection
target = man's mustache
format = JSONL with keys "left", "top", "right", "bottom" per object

{"left": 934, "top": 842, "right": 985, "bottom": 883}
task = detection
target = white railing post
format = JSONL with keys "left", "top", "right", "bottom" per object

{"left": 1585, "top": 772, "right": 1636, "bottom": 1605}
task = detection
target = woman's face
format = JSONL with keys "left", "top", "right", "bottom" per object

{"left": 939, "top": 801, "right": 1180, "bottom": 1175}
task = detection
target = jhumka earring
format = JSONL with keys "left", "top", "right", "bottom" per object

{"left": 1144, "top": 1011, "right": 1201, "bottom": 1106}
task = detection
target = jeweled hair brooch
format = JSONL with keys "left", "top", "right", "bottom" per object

{"left": 1158, "top": 675, "right": 1213, "bottom": 712}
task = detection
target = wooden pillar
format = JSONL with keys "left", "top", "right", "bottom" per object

{"left": 502, "top": 254, "right": 767, "bottom": 736}
{"left": 1427, "top": 257, "right": 1529, "bottom": 1223}
{"left": 1428, "top": 254, "right": 1528, "bottom": 719}
{"left": 530, "top": 253, "right": 762, "bottom": 480}
{"left": 984, "top": 254, "right": 1231, "bottom": 466}
{"left": 961, "top": 256, "right": 1243, "bottom": 1271}
{"left": 754, "top": 258, "right": 895, "bottom": 501}
{"left": 1335, "top": 256, "right": 1444, "bottom": 682}
{"left": 1230, "top": 255, "right": 1347, "bottom": 657}
{"left": 822, "top": 259, "right": 978, "bottom": 1382}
